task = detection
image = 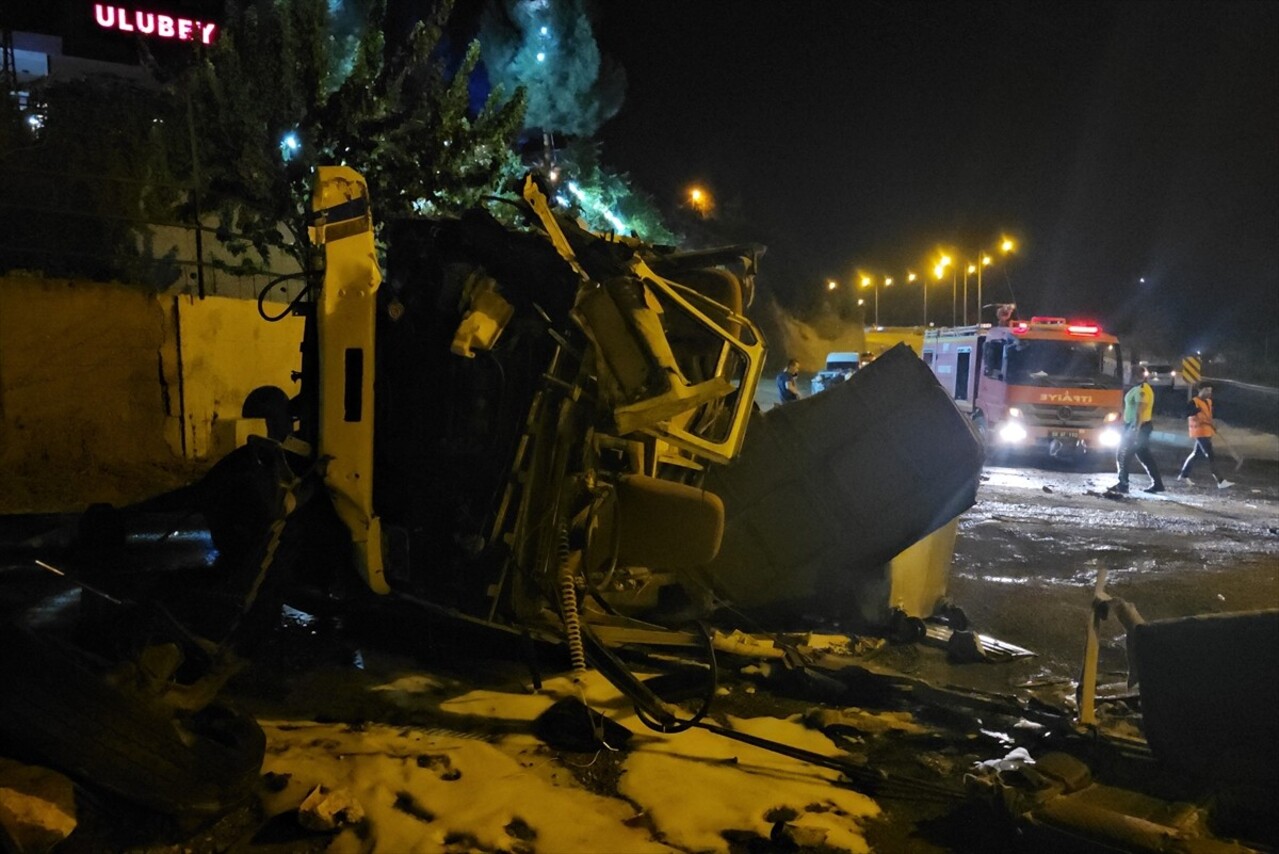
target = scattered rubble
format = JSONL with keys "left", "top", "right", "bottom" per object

{"left": 0, "top": 759, "right": 76, "bottom": 854}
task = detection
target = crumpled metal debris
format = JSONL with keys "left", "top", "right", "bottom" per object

{"left": 298, "top": 785, "right": 365, "bottom": 831}
{"left": 0, "top": 758, "right": 77, "bottom": 854}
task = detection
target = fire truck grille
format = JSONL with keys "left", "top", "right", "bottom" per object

{"left": 1028, "top": 404, "right": 1102, "bottom": 427}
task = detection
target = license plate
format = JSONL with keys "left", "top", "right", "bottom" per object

{"left": 1050, "top": 430, "right": 1079, "bottom": 439}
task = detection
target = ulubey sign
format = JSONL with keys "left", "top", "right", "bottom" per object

{"left": 93, "top": 5, "right": 218, "bottom": 44}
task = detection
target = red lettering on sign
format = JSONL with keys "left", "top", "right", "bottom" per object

{"left": 92, "top": 4, "right": 218, "bottom": 44}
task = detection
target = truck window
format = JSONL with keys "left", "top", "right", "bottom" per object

{"left": 982, "top": 340, "right": 1004, "bottom": 378}
{"left": 1102, "top": 344, "right": 1124, "bottom": 384}
{"left": 955, "top": 348, "right": 971, "bottom": 400}
{"left": 1006, "top": 340, "right": 1122, "bottom": 388}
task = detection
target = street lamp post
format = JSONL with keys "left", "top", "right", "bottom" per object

{"left": 934, "top": 255, "right": 955, "bottom": 327}
{"left": 906, "top": 272, "right": 921, "bottom": 326}
{"left": 860, "top": 276, "right": 876, "bottom": 326}
{"left": 977, "top": 238, "right": 1015, "bottom": 325}
{"left": 963, "top": 264, "right": 976, "bottom": 325}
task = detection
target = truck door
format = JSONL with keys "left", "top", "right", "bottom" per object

{"left": 954, "top": 348, "right": 972, "bottom": 400}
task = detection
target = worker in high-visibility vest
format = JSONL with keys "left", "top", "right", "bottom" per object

{"left": 1109, "top": 376, "right": 1164, "bottom": 494}
{"left": 1177, "top": 383, "right": 1233, "bottom": 488}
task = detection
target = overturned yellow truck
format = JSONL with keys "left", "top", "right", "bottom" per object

{"left": 0, "top": 167, "right": 982, "bottom": 814}
{"left": 303, "top": 166, "right": 981, "bottom": 637}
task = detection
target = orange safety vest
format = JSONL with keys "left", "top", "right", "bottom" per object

{"left": 1188, "top": 397, "right": 1214, "bottom": 439}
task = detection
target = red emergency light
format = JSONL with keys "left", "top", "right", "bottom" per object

{"left": 1066, "top": 322, "right": 1101, "bottom": 336}
{"left": 1010, "top": 322, "right": 1031, "bottom": 334}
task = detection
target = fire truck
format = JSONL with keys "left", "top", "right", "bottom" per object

{"left": 921, "top": 314, "right": 1126, "bottom": 459}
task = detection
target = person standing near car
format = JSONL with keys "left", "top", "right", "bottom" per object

{"left": 1178, "top": 383, "right": 1233, "bottom": 488}
{"left": 1109, "top": 375, "right": 1165, "bottom": 494}
{"left": 777, "top": 358, "right": 801, "bottom": 404}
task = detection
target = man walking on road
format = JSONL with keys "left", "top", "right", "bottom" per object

{"left": 1178, "top": 383, "right": 1234, "bottom": 488}
{"left": 1109, "top": 375, "right": 1165, "bottom": 494}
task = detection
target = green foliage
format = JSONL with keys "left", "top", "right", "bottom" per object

{"left": 475, "top": 1, "right": 677, "bottom": 246}
{"left": 179, "top": 0, "right": 526, "bottom": 269}
{"left": 555, "top": 141, "right": 678, "bottom": 244}
{"left": 479, "top": 0, "right": 624, "bottom": 137}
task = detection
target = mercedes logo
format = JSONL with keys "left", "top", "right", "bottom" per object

{"left": 1057, "top": 406, "right": 1072, "bottom": 422}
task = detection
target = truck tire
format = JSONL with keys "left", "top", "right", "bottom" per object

{"left": 0, "top": 621, "right": 264, "bottom": 816}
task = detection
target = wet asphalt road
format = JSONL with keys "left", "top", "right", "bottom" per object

{"left": 939, "top": 439, "right": 1279, "bottom": 702}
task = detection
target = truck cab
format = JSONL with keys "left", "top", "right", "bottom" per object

{"left": 923, "top": 317, "right": 1126, "bottom": 459}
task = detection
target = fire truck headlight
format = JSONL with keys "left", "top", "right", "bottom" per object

{"left": 999, "top": 421, "right": 1028, "bottom": 443}
{"left": 1008, "top": 407, "right": 1023, "bottom": 418}
{"left": 1104, "top": 412, "right": 1119, "bottom": 423}
{"left": 1100, "top": 427, "right": 1122, "bottom": 448}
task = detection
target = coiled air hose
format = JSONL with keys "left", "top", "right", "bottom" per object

{"left": 557, "top": 523, "right": 587, "bottom": 682}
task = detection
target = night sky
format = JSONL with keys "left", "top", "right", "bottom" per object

{"left": 7, "top": 2, "right": 1276, "bottom": 358}
{"left": 593, "top": 2, "right": 1279, "bottom": 358}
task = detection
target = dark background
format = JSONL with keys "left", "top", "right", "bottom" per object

{"left": 7, "top": 2, "right": 1278, "bottom": 362}
{"left": 593, "top": 1, "right": 1279, "bottom": 361}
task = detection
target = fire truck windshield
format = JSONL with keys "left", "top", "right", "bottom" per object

{"left": 1006, "top": 340, "right": 1122, "bottom": 388}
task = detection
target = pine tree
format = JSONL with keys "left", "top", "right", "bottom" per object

{"left": 480, "top": 0, "right": 624, "bottom": 138}
{"left": 478, "top": 1, "right": 678, "bottom": 245}
{"left": 180, "top": 0, "right": 526, "bottom": 270}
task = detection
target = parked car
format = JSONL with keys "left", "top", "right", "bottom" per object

{"left": 1140, "top": 361, "right": 1178, "bottom": 389}
{"left": 810, "top": 351, "right": 862, "bottom": 394}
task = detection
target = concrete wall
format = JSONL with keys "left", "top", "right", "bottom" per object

{"left": 175, "top": 293, "right": 303, "bottom": 459}
{"left": 0, "top": 277, "right": 176, "bottom": 466}
{"left": 0, "top": 276, "right": 304, "bottom": 468}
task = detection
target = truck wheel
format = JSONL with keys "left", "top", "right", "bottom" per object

{"left": 973, "top": 412, "right": 1002, "bottom": 460}
{"left": 972, "top": 412, "right": 989, "bottom": 445}
{"left": 0, "top": 622, "right": 264, "bottom": 816}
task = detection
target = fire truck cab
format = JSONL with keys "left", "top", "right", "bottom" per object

{"left": 922, "top": 316, "right": 1126, "bottom": 459}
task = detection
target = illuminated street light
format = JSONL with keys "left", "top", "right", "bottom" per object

{"left": 687, "top": 185, "right": 712, "bottom": 217}
{"left": 860, "top": 276, "right": 882, "bottom": 327}
{"left": 976, "top": 238, "right": 1016, "bottom": 326}
{"left": 935, "top": 255, "right": 956, "bottom": 326}
{"left": 827, "top": 280, "right": 838, "bottom": 291}
{"left": 280, "top": 131, "right": 301, "bottom": 162}
{"left": 953, "top": 238, "right": 1018, "bottom": 325}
